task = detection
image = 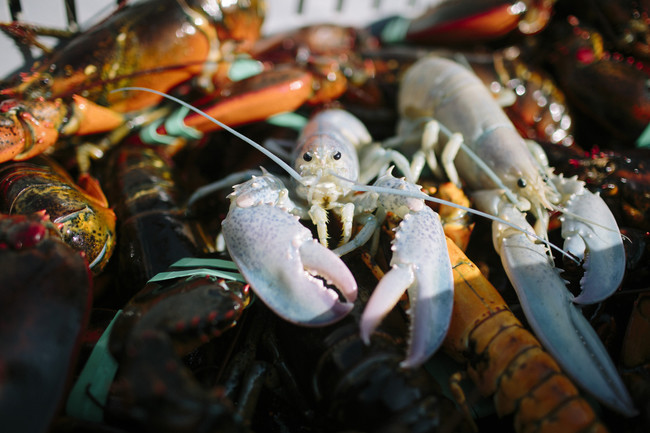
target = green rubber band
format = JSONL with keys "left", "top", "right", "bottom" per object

{"left": 165, "top": 106, "right": 204, "bottom": 140}
{"left": 381, "top": 16, "right": 410, "bottom": 44}
{"left": 139, "top": 117, "right": 179, "bottom": 146}
{"left": 635, "top": 122, "right": 650, "bottom": 148}
{"left": 266, "top": 112, "right": 309, "bottom": 132}
{"left": 170, "top": 257, "right": 240, "bottom": 270}
{"left": 66, "top": 310, "right": 122, "bottom": 422}
{"left": 146, "top": 258, "right": 245, "bottom": 283}
{"left": 147, "top": 268, "right": 245, "bottom": 283}
{"left": 228, "top": 58, "right": 265, "bottom": 82}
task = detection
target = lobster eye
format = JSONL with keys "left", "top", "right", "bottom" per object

{"left": 517, "top": 178, "right": 527, "bottom": 188}
{"left": 333, "top": 151, "right": 342, "bottom": 160}
{"left": 303, "top": 152, "right": 312, "bottom": 162}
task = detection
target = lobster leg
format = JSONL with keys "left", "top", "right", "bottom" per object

{"left": 221, "top": 172, "right": 357, "bottom": 326}
{"left": 360, "top": 171, "right": 453, "bottom": 368}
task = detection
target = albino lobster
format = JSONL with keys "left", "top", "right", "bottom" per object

{"left": 394, "top": 55, "right": 634, "bottom": 416}
{"left": 113, "top": 85, "right": 635, "bottom": 427}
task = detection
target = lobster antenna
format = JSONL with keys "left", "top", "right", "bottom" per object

{"left": 110, "top": 87, "right": 304, "bottom": 183}
{"left": 332, "top": 172, "right": 580, "bottom": 264}
{"left": 112, "top": 87, "right": 578, "bottom": 263}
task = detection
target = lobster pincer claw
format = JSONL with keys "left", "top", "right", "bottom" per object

{"left": 493, "top": 202, "right": 637, "bottom": 417}
{"left": 360, "top": 172, "right": 454, "bottom": 368}
{"left": 221, "top": 173, "right": 357, "bottom": 326}
{"left": 553, "top": 175, "right": 626, "bottom": 304}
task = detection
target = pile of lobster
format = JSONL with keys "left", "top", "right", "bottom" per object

{"left": 1, "top": 1, "right": 650, "bottom": 432}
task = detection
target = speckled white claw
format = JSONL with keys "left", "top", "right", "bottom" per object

{"left": 360, "top": 172, "right": 454, "bottom": 368}
{"left": 553, "top": 176, "right": 626, "bottom": 304}
{"left": 494, "top": 202, "right": 636, "bottom": 417}
{"left": 222, "top": 173, "right": 356, "bottom": 326}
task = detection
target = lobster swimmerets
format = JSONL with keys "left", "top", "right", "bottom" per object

{"left": 395, "top": 54, "right": 634, "bottom": 416}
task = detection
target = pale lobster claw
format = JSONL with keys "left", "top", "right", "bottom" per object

{"left": 360, "top": 171, "right": 454, "bottom": 368}
{"left": 552, "top": 175, "right": 626, "bottom": 304}
{"left": 482, "top": 196, "right": 636, "bottom": 416}
{"left": 221, "top": 171, "right": 357, "bottom": 326}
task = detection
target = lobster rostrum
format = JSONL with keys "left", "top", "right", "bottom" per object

{"left": 394, "top": 55, "right": 633, "bottom": 416}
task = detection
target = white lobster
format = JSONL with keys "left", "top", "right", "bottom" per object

{"left": 221, "top": 109, "right": 454, "bottom": 368}
{"left": 393, "top": 55, "right": 634, "bottom": 416}
{"left": 116, "top": 84, "right": 634, "bottom": 415}
{"left": 111, "top": 88, "right": 456, "bottom": 368}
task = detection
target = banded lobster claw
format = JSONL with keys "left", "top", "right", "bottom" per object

{"left": 360, "top": 171, "right": 454, "bottom": 368}
{"left": 221, "top": 171, "right": 357, "bottom": 326}
{"left": 474, "top": 190, "right": 635, "bottom": 416}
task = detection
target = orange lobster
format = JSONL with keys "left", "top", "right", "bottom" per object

{"left": 443, "top": 236, "right": 609, "bottom": 433}
{"left": 0, "top": 0, "right": 343, "bottom": 165}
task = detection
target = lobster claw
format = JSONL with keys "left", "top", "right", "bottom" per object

{"left": 360, "top": 172, "right": 454, "bottom": 368}
{"left": 553, "top": 175, "right": 626, "bottom": 304}
{"left": 489, "top": 200, "right": 636, "bottom": 416}
{"left": 221, "top": 174, "right": 356, "bottom": 326}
